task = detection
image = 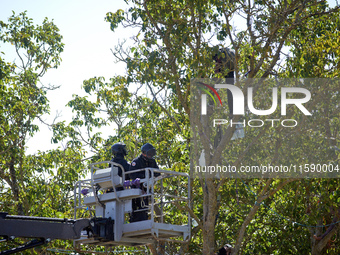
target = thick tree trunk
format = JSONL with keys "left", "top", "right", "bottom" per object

{"left": 202, "top": 179, "right": 218, "bottom": 255}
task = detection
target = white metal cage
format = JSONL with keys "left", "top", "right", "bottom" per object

{"left": 73, "top": 161, "right": 191, "bottom": 247}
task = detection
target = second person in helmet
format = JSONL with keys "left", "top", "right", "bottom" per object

{"left": 128, "top": 143, "right": 160, "bottom": 222}
{"left": 129, "top": 143, "right": 160, "bottom": 179}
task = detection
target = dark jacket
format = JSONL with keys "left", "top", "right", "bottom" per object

{"left": 110, "top": 155, "right": 130, "bottom": 177}
{"left": 128, "top": 154, "right": 160, "bottom": 179}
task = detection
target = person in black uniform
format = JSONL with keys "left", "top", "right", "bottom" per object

{"left": 110, "top": 142, "right": 130, "bottom": 191}
{"left": 128, "top": 143, "right": 160, "bottom": 222}
{"left": 129, "top": 143, "right": 160, "bottom": 179}
{"left": 213, "top": 47, "right": 235, "bottom": 118}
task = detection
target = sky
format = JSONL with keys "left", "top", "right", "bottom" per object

{"left": 0, "top": 0, "right": 132, "bottom": 153}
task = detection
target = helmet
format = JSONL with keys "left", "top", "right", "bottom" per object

{"left": 111, "top": 142, "right": 127, "bottom": 156}
{"left": 224, "top": 244, "right": 233, "bottom": 251}
{"left": 217, "top": 244, "right": 233, "bottom": 255}
{"left": 141, "top": 143, "right": 156, "bottom": 159}
{"left": 213, "top": 47, "right": 235, "bottom": 71}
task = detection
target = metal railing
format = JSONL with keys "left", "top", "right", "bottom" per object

{"left": 73, "top": 161, "right": 191, "bottom": 242}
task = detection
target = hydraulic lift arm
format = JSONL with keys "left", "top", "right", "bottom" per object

{"left": 0, "top": 212, "right": 91, "bottom": 254}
